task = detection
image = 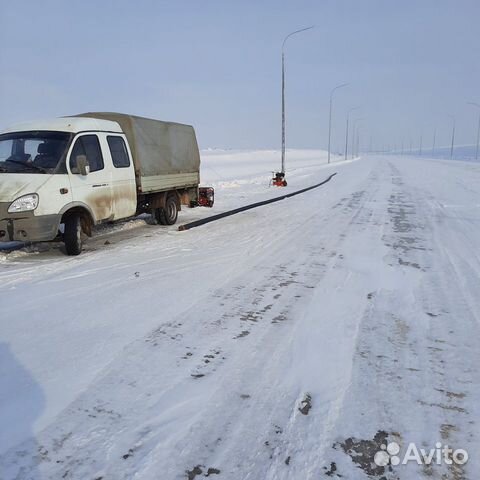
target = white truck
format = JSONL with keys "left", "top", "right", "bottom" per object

{"left": 0, "top": 112, "right": 213, "bottom": 255}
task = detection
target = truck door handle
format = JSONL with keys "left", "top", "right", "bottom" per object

{"left": 92, "top": 183, "right": 109, "bottom": 188}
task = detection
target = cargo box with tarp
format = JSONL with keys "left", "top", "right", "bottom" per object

{"left": 75, "top": 112, "right": 200, "bottom": 193}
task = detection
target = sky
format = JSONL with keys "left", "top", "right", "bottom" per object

{"left": 0, "top": 0, "right": 479, "bottom": 151}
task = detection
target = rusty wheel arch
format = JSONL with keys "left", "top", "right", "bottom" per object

{"left": 148, "top": 190, "right": 182, "bottom": 212}
{"left": 60, "top": 207, "right": 94, "bottom": 237}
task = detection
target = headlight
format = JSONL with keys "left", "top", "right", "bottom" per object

{"left": 8, "top": 193, "right": 39, "bottom": 213}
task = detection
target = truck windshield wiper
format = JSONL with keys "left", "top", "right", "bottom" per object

{"left": 5, "top": 159, "right": 48, "bottom": 173}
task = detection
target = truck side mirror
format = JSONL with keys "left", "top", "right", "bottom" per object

{"left": 75, "top": 155, "right": 90, "bottom": 176}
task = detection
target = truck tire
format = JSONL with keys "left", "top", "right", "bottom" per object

{"left": 64, "top": 214, "right": 83, "bottom": 256}
{"left": 153, "top": 208, "right": 167, "bottom": 225}
{"left": 163, "top": 194, "right": 178, "bottom": 225}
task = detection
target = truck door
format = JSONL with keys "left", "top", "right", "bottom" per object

{"left": 104, "top": 134, "right": 137, "bottom": 220}
{"left": 67, "top": 134, "right": 113, "bottom": 222}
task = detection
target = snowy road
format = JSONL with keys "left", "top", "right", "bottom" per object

{"left": 1, "top": 153, "right": 479, "bottom": 479}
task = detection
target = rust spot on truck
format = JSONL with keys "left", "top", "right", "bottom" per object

{"left": 85, "top": 193, "right": 113, "bottom": 221}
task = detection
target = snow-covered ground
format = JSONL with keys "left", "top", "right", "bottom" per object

{"left": 1, "top": 150, "right": 479, "bottom": 479}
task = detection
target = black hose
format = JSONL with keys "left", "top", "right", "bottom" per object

{"left": 178, "top": 172, "right": 337, "bottom": 231}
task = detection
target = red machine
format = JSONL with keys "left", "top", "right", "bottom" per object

{"left": 271, "top": 171, "right": 288, "bottom": 187}
{"left": 198, "top": 186, "right": 215, "bottom": 207}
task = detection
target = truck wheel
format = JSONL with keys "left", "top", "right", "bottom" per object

{"left": 163, "top": 194, "right": 178, "bottom": 225}
{"left": 64, "top": 214, "right": 83, "bottom": 255}
{"left": 153, "top": 208, "right": 167, "bottom": 225}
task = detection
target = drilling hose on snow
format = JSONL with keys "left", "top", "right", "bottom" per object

{"left": 178, "top": 172, "right": 337, "bottom": 231}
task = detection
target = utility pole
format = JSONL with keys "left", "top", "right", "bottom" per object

{"left": 280, "top": 26, "right": 314, "bottom": 177}
{"left": 328, "top": 83, "right": 349, "bottom": 163}
{"left": 351, "top": 126, "right": 356, "bottom": 159}
{"left": 351, "top": 118, "right": 363, "bottom": 158}
{"left": 355, "top": 126, "right": 362, "bottom": 157}
{"left": 432, "top": 128, "right": 436, "bottom": 156}
{"left": 419, "top": 135, "right": 423, "bottom": 156}
{"left": 448, "top": 114, "right": 456, "bottom": 160}
{"left": 467, "top": 102, "right": 480, "bottom": 161}
{"left": 344, "top": 106, "right": 360, "bottom": 161}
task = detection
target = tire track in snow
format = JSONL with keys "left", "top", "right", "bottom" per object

{"left": 320, "top": 160, "right": 480, "bottom": 479}
{"left": 0, "top": 164, "right": 381, "bottom": 480}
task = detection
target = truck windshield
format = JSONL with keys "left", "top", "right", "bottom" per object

{"left": 0, "top": 131, "right": 72, "bottom": 174}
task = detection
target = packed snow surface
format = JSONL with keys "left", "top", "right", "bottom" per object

{"left": 1, "top": 149, "right": 479, "bottom": 479}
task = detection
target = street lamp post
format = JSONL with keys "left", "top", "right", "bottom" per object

{"left": 448, "top": 114, "right": 456, "bottom": 160}
{"left": 345, "top": 106, "right": 360, "bottom": 161}
{"left": 351, "top": 118, "right": 363, "bottom": 158}
{"left": 355, "top": 126, "right": 363, "bottom": 157}
{"left": 328, "top": 83, "right": 349, "bottom": 164}
{"left": 467, "top": 102, "right": 480, "bottom": 161}
{"left": 278, "top": 26, "right": 314, "bottom": 184}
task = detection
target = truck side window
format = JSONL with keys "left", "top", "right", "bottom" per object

{"left": 70, "top": 135, "right": 104, "bottom": 173}
{"left": 107, "top": 136, "right": 130, "bottom": 168}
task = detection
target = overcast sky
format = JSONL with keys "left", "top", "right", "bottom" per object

{"left": 1, "top": 0, "right": 479, "bottom": 151}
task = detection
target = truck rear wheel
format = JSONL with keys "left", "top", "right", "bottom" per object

{"left": 64, "top": 214, "right": 83, "bottom": 256}
{"left": 152, "top": 193, "right": 178, "bottom": 226}
{"left": 153, "top": 208, "right": 167, "bottom": 225}
{"left": 163, "top": 194, "right": 178, "bottom": 225}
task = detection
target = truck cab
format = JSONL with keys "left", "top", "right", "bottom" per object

{"left": 0, "top": 117, "right": 137, "bottom": 253}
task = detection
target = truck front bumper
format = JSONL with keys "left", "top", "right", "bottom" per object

{"left": 0, "top": 203, "right": 61, "bottom": 242}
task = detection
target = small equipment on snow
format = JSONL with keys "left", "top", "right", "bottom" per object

{"left": 198, "top": 186, "right": 215, "bottom": 207}
{"left": 271, "top": 171, "right": 288, "bottom": 187}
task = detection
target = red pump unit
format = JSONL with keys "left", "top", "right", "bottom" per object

{"left": 198, "top": 187, "right": 215, "bottom": 207}
{"left": 271, "top": 171, "right": 288, "bottom": 187}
